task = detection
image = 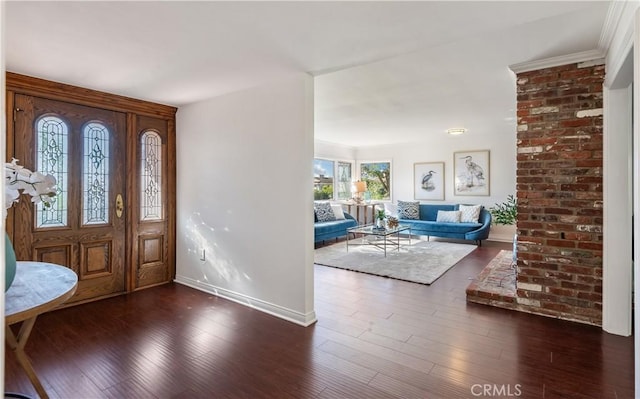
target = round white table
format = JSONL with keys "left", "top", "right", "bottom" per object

{"left": 5, "top": 261, "right": 78, "bottom": 399}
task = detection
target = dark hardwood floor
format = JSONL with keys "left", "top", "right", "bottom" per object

{"left": 5, "top": 241, "right": 634, "bottom": 398}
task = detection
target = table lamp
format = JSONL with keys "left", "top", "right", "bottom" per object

{"left": 352, "top": 181, "right": 367, "bottom": 204}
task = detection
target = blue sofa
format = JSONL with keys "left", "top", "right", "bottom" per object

{"left": 397, "top": 204, "right": 491, "bottom": 245}
{"left": 314, "top": 212, "right": 358, "bottom": 243}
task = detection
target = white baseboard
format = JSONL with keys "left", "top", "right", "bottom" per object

{"left": 174, "top": 275, "right": 318, "bottom": 327}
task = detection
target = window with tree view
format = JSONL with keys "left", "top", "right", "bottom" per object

{"left": 360, "top": 161, "right": 391, "bottom": 201}
{"left": 314, "top": 158, "right": 353, "bottom": 200}
{"left": 314, "top": 158, "right": 334, "bottom": 200}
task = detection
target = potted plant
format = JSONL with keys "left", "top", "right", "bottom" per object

{"left": 489, "top": 194, "right": 517, "bottom": 225}
{"left": 375, "top": 209, "right": 386, "bottom": 229}
{"left": 488, "top": 195, "right": 517, "bottom": 243}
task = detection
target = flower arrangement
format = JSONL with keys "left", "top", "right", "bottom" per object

{"left": 4, "top": 159, "right": 57, "bottom": 218}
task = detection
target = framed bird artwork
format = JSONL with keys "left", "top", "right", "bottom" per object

{"left": 453, "top": 150, "right": 490, "bottom": 196}
{"left": 414, "top": 162, "right": 445, "bottom": 200}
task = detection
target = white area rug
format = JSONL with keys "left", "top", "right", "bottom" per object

{"left": 314, "top": 239, "right": 476, "bottom": 285}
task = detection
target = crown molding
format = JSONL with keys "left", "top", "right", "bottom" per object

{"left": 599, "top": 0, "right": 628, "bottom": 53}
{"left": 602, "top": 1, "right": 638, "bottom": 87}
{"left": 509, "top": 49, "right": 605, "bottom": 74}
{"left": 603, "top": 15, "right": 633, "bottom": 87}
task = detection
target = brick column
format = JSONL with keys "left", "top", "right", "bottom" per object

{"left": 515, "top": 61, "right": 604, "bottom": 325}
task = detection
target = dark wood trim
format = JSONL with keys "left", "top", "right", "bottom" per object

{"left": 6, "top": 72, "right": 177, "bottom": 119}
{"left": 5, "top": 90, "right": 15, "bottom": 238}
{"left": 6, "top": 89, "right": 15, "bottom": 158}
{"left": 167, "top": 117, "right": 177, "bottom": 282}
{"left": 125, "top": 112, "right": 138, "bottom": 293}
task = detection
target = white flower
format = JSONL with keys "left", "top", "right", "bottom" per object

{"left": 4, "top": 158, "right": 57, "bottom": 219}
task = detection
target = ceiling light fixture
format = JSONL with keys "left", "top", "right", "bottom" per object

{"left": 447, "top": 128, "right": 467, "bottom": 135}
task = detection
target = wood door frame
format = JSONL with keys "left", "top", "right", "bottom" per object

{"left": 6, "top": 72, "right": 177, "bottom": 296}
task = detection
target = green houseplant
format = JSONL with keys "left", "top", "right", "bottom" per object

{"left": 489, "top": 194, "right": 517, "bottom": 225}
{"left": 375, "top": 209, "right": 386, "bottom": 228}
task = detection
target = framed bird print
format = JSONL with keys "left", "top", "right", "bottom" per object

{"left": 454, "top": 150, "right": 490, "bottom": 196}
{"left": 414, "top": 162, "right": 445, "bottom": 200}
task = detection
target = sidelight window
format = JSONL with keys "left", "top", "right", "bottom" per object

{"left": 140, "top": 130, "right": 163, "bottom": 221}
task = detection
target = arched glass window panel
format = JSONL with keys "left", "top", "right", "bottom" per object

{"left": 140, "top": 130, "right": 163, "bottom": 221}
{"left": 35, "top": 115, "right": 68, "bottom": 228}
{"left": 82, "top": 122, "right": 110, "bottom": 225}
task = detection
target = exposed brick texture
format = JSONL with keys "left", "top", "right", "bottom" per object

{"left": 515, "top": 61, "right": 604, "bottom": 326}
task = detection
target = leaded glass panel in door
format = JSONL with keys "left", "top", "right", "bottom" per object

{"left": 82, "top": 122, "right": 110, "bottom": 225}
{"left": 35, "top": 115, "right": 68, "bottom": 228}
{"left": 140, "top": 130, "right": 163, "bottom": 221}
{"left": 14, "top": 94, "right": 127, "bottom": 303}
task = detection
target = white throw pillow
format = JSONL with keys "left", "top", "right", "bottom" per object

{"left": 459, "top": 204, "right": 482, "bottom": 223}
{"left": 331, "top": 204, "right": 346, "bottom": 220}
{"left": 436, "top": 210, "right": 461, "bottom": 223}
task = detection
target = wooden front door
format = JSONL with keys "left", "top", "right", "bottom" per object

{"left": 12, "top": 94, "right": 127, "bottom": 303}
{"left": 131, "top": 115, "right": 172, "bottom": 290}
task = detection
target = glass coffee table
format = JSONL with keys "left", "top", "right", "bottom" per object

{"left": 346, "top": 224, "right": 412, "bottom": 257}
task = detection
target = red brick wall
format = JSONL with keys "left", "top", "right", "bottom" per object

{"left": 515, "top": 61, "right": 604, "bottom": 325}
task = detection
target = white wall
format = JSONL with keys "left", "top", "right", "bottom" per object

{"left": 601, "top": 0, "right": 637, "bottom": 339}
{"left": 1, "top": 1, "right": 6, "bottom": 393}
{"left": 314, "top": 139, "right": 356, "bottom": 161}
{"left": 632, "top": 6, "right": 640, "bottom": 397}
{"left": 175, "top": 73, "right": 316, "bottom": 326}
{"left": 598, "top": 5, "right": 639, "bottom": 395}
{"left": 603, "top": 84, "right": 632, "bottom": 338}
{"left": 355, "top": 129, "right": 517, "bottom": 240}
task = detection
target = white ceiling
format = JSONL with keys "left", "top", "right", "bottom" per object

{"left": 5, "top": 1, "right": 611, "bottom": 147}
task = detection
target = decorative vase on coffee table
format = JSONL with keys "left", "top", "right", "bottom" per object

{"left": 5, "top": 233, "right": 16, "bottom": 291}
